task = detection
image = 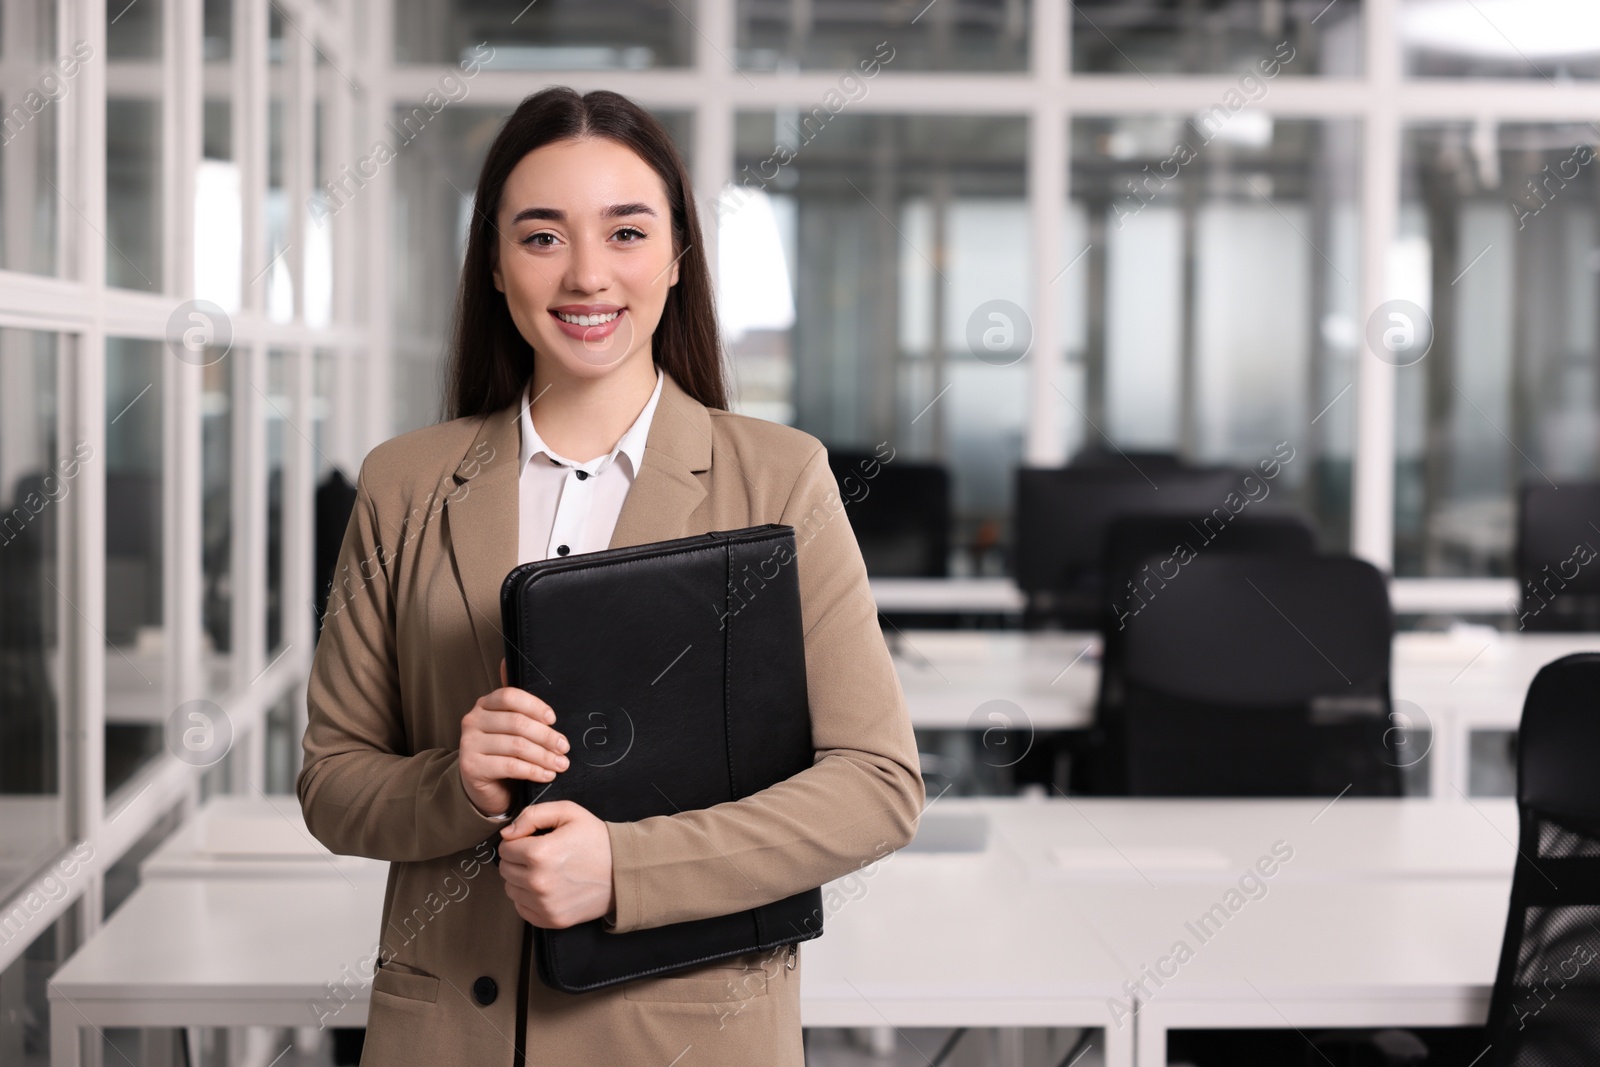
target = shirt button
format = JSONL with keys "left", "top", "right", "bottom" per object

{"left": 557, "top": 545, "right": 570, "bottom": 556}
{"left": 576, "top": 470, "right": 589, "bottom": 481}
{"left": 472, "top": 976, "right": 498, "bottom": 1005}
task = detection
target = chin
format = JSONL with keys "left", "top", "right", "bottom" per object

{"left": 539, "top": 342, "right": 642, "bottom": 377}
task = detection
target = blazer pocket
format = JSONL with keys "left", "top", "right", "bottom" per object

{"left": 372, "top": 960, "right": 440, "bottom": 1004}
{"left": 622, "top": 959, "right": 770, "bottom": 1004}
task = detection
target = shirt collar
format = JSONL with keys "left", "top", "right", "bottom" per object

{"left": 518, "top": 366, "right": 664, "bottom": 478}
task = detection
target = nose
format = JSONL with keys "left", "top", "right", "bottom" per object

{"left": 562, "top": 229, "right": 610, "bottom": 295}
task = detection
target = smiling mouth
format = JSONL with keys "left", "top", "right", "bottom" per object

{"left": 551, "top": 309, "right": 623, "bottom": 327}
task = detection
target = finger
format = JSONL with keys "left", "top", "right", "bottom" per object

{"left": 471, "top": 754, "right": 560, "bottom": 785}
{"left": 471, "top": 732, "right": 570, "bottom": 773}
{"left": 502, "top": 799, "right": 578, "bottom": 839}
{"left": 479, "top": 686, "right": 554, "bottom": 720}
{"left": 479, "top": 688, "right": 556, "bottom": 723}
{"left": 470, "top": 709, "right": 569, "bottom": 753}
{"left": 496, "top": 842, "right": 534, "bottom": 872}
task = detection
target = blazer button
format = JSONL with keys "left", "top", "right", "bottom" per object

{"left": 472, "top": 976, "right": 498, "bottom": 1006}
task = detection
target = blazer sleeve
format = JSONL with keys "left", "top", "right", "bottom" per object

{"left": 604, "top": 444, "right": 926, "bottom": 934}
{"left": 297, "top": 458, "right": 507, "bottom": 863}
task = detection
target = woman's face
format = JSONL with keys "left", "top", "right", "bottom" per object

{"left": 492, "top": 136, "right": 681, "bottom": 377}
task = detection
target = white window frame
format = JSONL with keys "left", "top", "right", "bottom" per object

{"left": 0, "top": 0, "right": 372, "bottom": 977}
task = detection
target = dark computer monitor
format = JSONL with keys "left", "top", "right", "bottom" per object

{"left": 1013, "top": 464, "right": 1260, "bottom": 627}
{"left": 1516, "top": 482, "right": 1600, "bottom": 630}
{"left": 827, "top": 450, "right": 950, "bottom": 579}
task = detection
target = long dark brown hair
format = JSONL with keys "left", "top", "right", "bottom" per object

{"left": 443, "top": 87, "right": 729, "bottom": 420}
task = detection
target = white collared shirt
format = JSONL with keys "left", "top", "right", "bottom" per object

{"left": 516, "top": 368, "right": 664, "bottom": 564}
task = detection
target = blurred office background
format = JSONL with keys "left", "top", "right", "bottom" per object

{"left": 6, "top": 0, "right": 1600, "bottom": 1063}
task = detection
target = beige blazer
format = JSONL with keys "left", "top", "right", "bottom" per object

{"left": 298, "top": 366, "right": 925, "bottom": 1066}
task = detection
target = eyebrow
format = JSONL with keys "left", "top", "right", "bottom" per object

{"left": 509, "top": 202, "right": 658, "bottom": 225}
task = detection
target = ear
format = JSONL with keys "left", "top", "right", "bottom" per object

{"left": 667, "top": 249, "right": 681, "bottom": 288}
{"left": 491, "top": 241, "right": 504, "bottom": 293}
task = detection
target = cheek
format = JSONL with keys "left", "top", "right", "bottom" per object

{"left": 501, "top": 260, "right": 555, "bottom": 330}
{"left": 502, "top": 256, "right": 548, "bottom": 302}
{"left": 621, "top": 254, "right": 676, "bottom": 317}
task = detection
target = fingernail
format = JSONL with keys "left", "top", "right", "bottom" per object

{"left": 557, "top": 756, "right": 570, "bottom": 770}
{"left": 558, "top": 737, "right": 570, "bottom": 753}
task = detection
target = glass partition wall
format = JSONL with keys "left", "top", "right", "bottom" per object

{"left": 0, "top": 1, "right": 371, "bottom": 1058}
{"left": 386, "top": 0, "right": 1584, "bottom": 601}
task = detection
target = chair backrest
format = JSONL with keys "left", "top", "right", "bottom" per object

{"left": 1080, "top": 514, "right": 1319, "bottom": 794}
{"left": 826, "top": 450, "right": 950, "bottom": 579}
{"left": 1014, "top": 464, "right": 1249, "bottom": 627}
{"left": 1117, "top": 553, "right": 1398, "bottom": 796}
{"left": 1102, "top": 512, "right": 1319, "bottom": 631}
{"left": 1516, "top": 483, "right": 1600, "bottom": 630}
{"left": 1484, "top": 653, "right": 1600, "bottom": 1066}
{"left": 1068, "top": 446, "right": 1185, "bottom": 471}
{"left": 314, "top": 468, "right": 359, "bottom": 640}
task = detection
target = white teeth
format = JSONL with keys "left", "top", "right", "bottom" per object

{"left": 555, "top": 310, "right": 620, "bottom": 326}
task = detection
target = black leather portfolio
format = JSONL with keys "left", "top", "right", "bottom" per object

{"left": 498, "top": 523, "right": 825, "bottom": 994}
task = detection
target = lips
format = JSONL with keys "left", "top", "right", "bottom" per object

{"left": 549, "top": 306, "right": 626, "bottom": 341}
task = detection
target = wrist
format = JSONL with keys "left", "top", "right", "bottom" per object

{"left": 461, "top": 773, "right": 511, "bottom": 821}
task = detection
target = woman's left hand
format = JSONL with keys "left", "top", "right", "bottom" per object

{"left": 497, "top": 801, "right": 616, "bottom": 929}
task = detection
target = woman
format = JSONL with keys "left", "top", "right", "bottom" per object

{"left": 298, "top": 87, "right": 924, "bottom": 1066}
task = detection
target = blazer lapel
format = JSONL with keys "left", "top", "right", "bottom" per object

{"left": 444, "top": 399, "right": 521, "bottom": 685}
{"left": 445, "top": 367, "right": 714, "bottom": 684}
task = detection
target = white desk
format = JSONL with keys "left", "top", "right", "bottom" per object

{"left": 51, "top": 845, "right": 1135, "bottom": 1067}
{"left": 53, "top": 797, "right": 1524, "bottom": 1067}
{"left": 970, "top": 796, "right": 1515, "bottom": 883}
{"left": 1103, "top": 879, "right": 1508, "bottom": 1067}
{"left": 801, "top": 829, "right": 1135, "bottom": 1066}
{"left": 944, "top": 797, "right": 1513, "bottom": 1067}
{"left": 892, "top": 629, "right": 1600, "bottom": 798}
{"left": 870, "top": 577, "right": 1026, "bottom": 615}
{"left": 891, "top": 629, "right": 1099, "bottom": 731}
{"left": 49, "top": 877, "right": 387, "bottom": 1067}
{"left": 1390, "top": 631, "right": 1600, "bottom": 798}
{"left": 140, "top": 794, "right": 386, "bottom": 881}
{"left": 102, "top": 648, "right": 235, "bottom": 723}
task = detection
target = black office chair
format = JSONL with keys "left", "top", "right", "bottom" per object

{"left": 267, "top": 466, "right": 283, "bottom": 651}
{"left": 1067, "top": 445, "right": 1184, "bottom": 471}
{"left": 1102, "top": 513, "right": 1319, "bottom": 632}
{"left": 1117, "top": 553, "right": 1400, "bottom": 797}
{"left": 1515, "top": 482, "right": 1600, "bottom": 631}
{"left": 0, "top": 473, "right": 60, "bottom": 795}
{"left": 1014, "top": 465, "right": 1250, "bottom": 630}
{"left": 314, "top": 467, "right": 359, "bottom": 642}
{"left": 1073, "top": 513, "right": 1319, "bottom": 795}
{"left": 1481, "top": 652, "right": 1600, "bottom": 1064}
{"left": 826, "top": 450, "right": 950, "bottom": 579}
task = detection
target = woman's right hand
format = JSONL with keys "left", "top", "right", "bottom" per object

{"left": 459, "top": 659, "right": 572, "bottom": 818}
